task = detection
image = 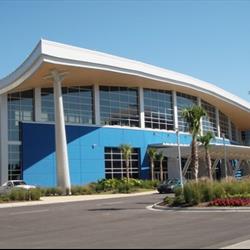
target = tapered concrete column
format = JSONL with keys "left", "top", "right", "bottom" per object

{"left": 172, "top": 91, "right": 178, "bottom": 130}
{"left": 139, "top": 87, "right": 145, "bottom": 129}
{"left": 216, "top": 107, "right": 221, "bottom": 138}
{"left": 198, "top": 97, "right": 203, "bottom": 136}
{"left": 94, "top": 84, "right": 101, "bottom": 125}
{"left": 228, "top": 118, "right": 232, "bottom": 141}
{"left": 50, "top": 70, "right": 71, "bottom": 194}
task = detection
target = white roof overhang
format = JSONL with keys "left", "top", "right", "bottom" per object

{"left": 0, "top": 39, "right": 250, "bottom": 129}
{"left": 152, "top": 143, "right": 250, "bottom": 161}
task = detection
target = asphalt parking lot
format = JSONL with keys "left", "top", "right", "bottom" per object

{"left": 0, "top": 193, "right": 249, "bottom": 249}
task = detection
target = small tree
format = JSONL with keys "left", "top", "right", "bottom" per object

{"left": 148, "top": 148, "right": 157, "bottom": 181}
{"left": 182, "top": 105, "right": 207, "bottom": 182}
{"left": 120, "top": 144, "right": 133, "bottom": 180}
{"left": 198, "top": 131, "right": 214, "bottom": 180}
{"left": 157, "top": 151, "right": 165, "bottom": 182}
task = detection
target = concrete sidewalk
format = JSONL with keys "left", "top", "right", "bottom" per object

{"left": 0, "top": 190, "right": 157, "bottom": 209}
{"left": 222, "top": 240, "right": 250, "bottom": 249}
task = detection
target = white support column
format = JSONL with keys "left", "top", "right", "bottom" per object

{"left": 139, "top": 87, "right": 145, "bottom": 129}
{"left": 173, "top": 91, "right": 178, "bottom": 130}
{"left": 198, "top": 97, "right": 203, "bottom": 135}
{"left": 94, "top": 84, "right": 100, "bottom": 125}
{"left": 49, "top": 70, "right": 71, "bottom": 194}
{"left": 0, "top": 94, "right": 9, "bottom": 184}
{"left": 233, "top": 159, "right": 242, "bottom": 177}
{"left": 228, "top": 118, "right": 232, "bottom": 141}
{"left": 34, "top": 88, "right": 41, "bottom": 122}
{"left": 212, "top": 159, "right": 220, "bottom": 173}
{"left": 216, "top": 107, "right": 221, "bottom": 138}
{"left": 183, "top": 157, "right": 191, "bottom": 176}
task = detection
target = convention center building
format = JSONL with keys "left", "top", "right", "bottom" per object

{"left": 0, "top": 40, "right": 250, "bottom": 189}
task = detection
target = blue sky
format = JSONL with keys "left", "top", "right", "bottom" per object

{"left": 0, "top": 0, "right": 249, "bottom": 101}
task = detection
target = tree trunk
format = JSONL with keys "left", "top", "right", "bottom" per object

{"left": 151, "top": 160, "right": 154, "bottom": 181}
{"left": 206, "top": 148, "right": 213, "bottom": 181}
{"left": 191, "top": 139, "right": 199, "bottom": 182}
{"left": 160, "top": 160, "right": 163, "bottom": 182}
{"left": 126, "top": 159, "right": 130, "bottom": 180}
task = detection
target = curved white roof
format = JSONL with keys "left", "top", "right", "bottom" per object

{"left": 0, "top": 39, "right": 250, "bottom": 123}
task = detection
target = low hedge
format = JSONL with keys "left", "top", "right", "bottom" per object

{"left": 41, "top": 178, "right": 159, "bottom": 196}
{"left": 0, "top": 188, "right": 41, "bottom": 203}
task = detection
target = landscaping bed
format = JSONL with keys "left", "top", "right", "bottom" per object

{"left": 40, "top": 178, "right": 159, "bottom": 197}
{"left": 0, "top": 188, "right": 41, "bottom": 203}
{"left": 0, "top": 179, "right": 159, "bottom": 203}
{"left": 162, "top": 178, "right": 250, "bottom": 208}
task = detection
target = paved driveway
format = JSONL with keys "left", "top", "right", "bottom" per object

{"left": 0, "top": 193, "right": 250, "bottom": 249}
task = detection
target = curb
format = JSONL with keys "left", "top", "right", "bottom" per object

{"left": 151, "top": 202, "right": 250, "bottom": 212}
{"left": 0, "top": 191, "right": 158, "bottom": 209}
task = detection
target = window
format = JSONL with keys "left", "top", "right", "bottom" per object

{"left": 8, "top": 90, "right": 34, "bottom": 141}
{"left": 231, "top": 122, "right": 237, "bottom": 141}
{"left": 63, "top": 86, "right": 94, "bottom": 124}
{"left": 8, "top": 90, "right": 34, "bottom": 181}
{"left": 100, "top": 86, "right": 139, "bottom": 127}
{"left": 41, "top": 86, "right": 94, "bottom": 124}
{"left": 144, "top": 89, "right": 174, "bottom": 130}
{"left": 153, "top": 157, "right": 168, "bottom": 181}
{"left": 219, "top": 111, "right": 229, "bottom": 139}
{"left": 177, "top": 93, "right": 197, "bottom": 132}
{"left": 201, "top": 100, "right": 218, "bottom": 136}
{"left": 8, "top": 144, "right": 21, "bottom": 180}
{"left": 242, "top": 131, "right": 250, "bottom": 146}
{"left": 41, "top": 88, "right": 54, "bottom": 122}
{"left": 104, "top": 147, "right": 140, "bottom": 179}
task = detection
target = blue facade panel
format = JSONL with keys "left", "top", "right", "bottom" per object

{"left": 21, "top": 123, "right": 194, "bottom": 187}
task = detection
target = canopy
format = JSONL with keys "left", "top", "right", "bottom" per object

{"left": 151, "top": 143, "right": 250, "bottom": 161}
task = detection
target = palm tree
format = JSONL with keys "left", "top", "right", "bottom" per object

{"left": 157, "top": 151, "right": 165, "bottom": 182}
{"left": 198, "top": 131, "right": 214, "bottom": 180}
{"left": 148, "top": 147, "right": 157, "bottom": 181}
{"left": 120, "top": 144, "right": 133, "bottom": 179}
{"left": 182, "top": 105, "right": 206, "bottom": 182}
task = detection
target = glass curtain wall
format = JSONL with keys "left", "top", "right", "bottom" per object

{"left": 144, "top": 89, "right": 174, "bottom": 130}
{"left": 41, "top": 86, "right": 94, "bottom": 125}
{"left": 177, "top": 93, "right": 197, "bottom": 132}
{"left": 41, "top": 88, "right": 54, "bottom": 122}
{"left": 219, "top": 111, "right": 230, "bottom": 139}
{"left": 201, "top": 100, "right": 218, "bottom": 136}
{"left": 8, "top": 90, "right": 34, "bottom": 180}
{"left": 100, "top": 86, "right": 139, "bottom": 127}
{"left": 231, "top": 122, "right": 237, "bottom": 142}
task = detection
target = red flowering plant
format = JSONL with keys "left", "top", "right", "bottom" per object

{"left": 209, "top": 198, "right": 250, "bottom": 207}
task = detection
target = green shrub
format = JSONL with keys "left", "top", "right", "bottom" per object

{"left": 0, "top": 194, "right": 10, "bottom": 203}
{"left": 198, "top": 181, "right": 214, "bottom": 202}
{"left": 183, "top": 182, "right": 195, "bottom": 205}
{"left": 172, "top": 195, "right": 186, "bottom": 207}
{"left": 30, "top": 189, "right": 41, "bottom": 200}
{"left": 183, "top": 182, "right": 201, "bottom": 206}
{"left": 164, "top": 196, "right": 174, "bottom": 205}
{"left": 174, "top": 187, "right": 183, "bottom": 197}
{"left": 140, "top": 180, "right": 159, "bottom": 189}
{"left": 222, "top": 181, "right": 241, "bottom": 196}
{"left": 10, "top": 189, "right": 28, "bottom": 201}
{"left": 71, "top": 186, "right": 82, "bottom": 195}
{"left": 117, "top": 182, "right": 133, "bottom": 193}
{"left": 213, "top": 183, "right": 226, "bottom": 199}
